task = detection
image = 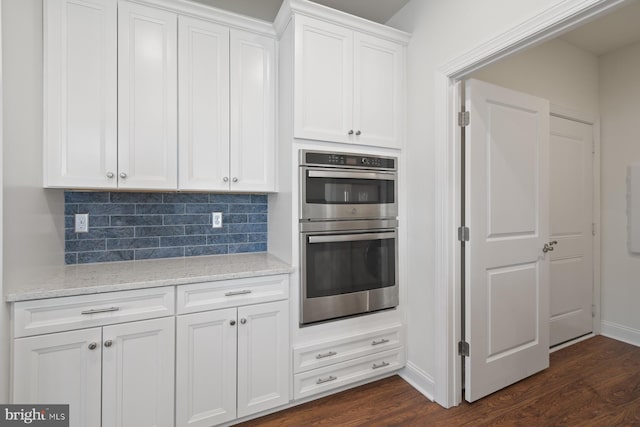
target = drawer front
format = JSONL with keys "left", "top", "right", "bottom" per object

{"left": 293, "top": 324, "right": 402, "bottom": 374}
{"left": 293, "top": 347, "right": 405, "bottom": 399}
{"left": 176, "top": 274, "right": 289, "bottom": 314}
{"left": 14, "top": 287, "right": 175, "bottom": 338}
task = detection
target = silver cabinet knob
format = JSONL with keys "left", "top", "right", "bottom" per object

{"left": 106, "top": 172, "right": 115, "bottom": 179}
{"left": 232, "top": 177, "right": 238, "bottom": 183}
{"left": 104, "top": 339, "right": 113, "bottom": 348}
{"left": 119, "top": 172, "right": 127, "bottom": 179}
{"left": 223, "top": 177, "right": 229, "bottom": 182}
{"left": 355, "top": 130, "right": 362, "bottom": 136}
{"left": 240, "top": 318, "right": 247, "bottom": 325}
{"left": 348, "top": 130, "right": 354, "bottom": 135}
{"left": 230, "top": 320, "right": 236, "bottom": 326}
{"left": 88, "top": 342, "right": 97, "bottom": 350}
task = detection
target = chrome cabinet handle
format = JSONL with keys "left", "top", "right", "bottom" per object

{"left": 542, "top": 240, "right": 558, "bottom": 253}
{"left": 225, "top": 290, "right": 252, "bottom": 297}
{"left": 372, "top": 361, "right": 390, "bottom": 370}
{"left": 316, "top": 351, "right": 337, "bottom": 359}
{"left": 232, "top": 177, "right": 238, "bottom": 183}
{"left": 106, "top": 172, "right": 114, "bottom": 179}
{"left": 230, "top": 320, "right": 236, "bottom": 326}
{"left": 316, "top": 375, "right": 337, "bottom": 385}
{"left": 104, "top": 340, "right": 113, "bottom": 348}
{"left": 348, "top": 130, "right": 354, "bottom": 135}
{"left": 372, "top": 338, "right": 390, "bottom": 346}
{"left": 81, "top": 307, "right": 120, "bottom": 315}
{"left": 240, "top": 318, "right": 247, "bottom": 325}
{"left": 355, "top": 130, "right": 361, "bottom": 136}
{"left": 88, "top": 342, "right": 97, "bottom": 350}
{"left": 223, "top": 176, "right": 229, "bottom": 182}
{"left": 119, "top": 172, "right": 127, "bottom": 179}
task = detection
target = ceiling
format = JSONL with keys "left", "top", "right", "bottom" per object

{"left": 189, "top": 0, "right": 410, "bottom": 24}
{"left": 558, "top": 0, "right": 640, "bottom": 55}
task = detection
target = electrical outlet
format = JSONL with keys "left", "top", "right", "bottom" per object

{"left": 75, "top": 213, "right": 89, "bottom": 233}
{"left": 212, "top": 212, "right": 223, "bottom": 228}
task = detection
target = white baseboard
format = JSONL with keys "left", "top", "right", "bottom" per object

{"left": 399, "top": 361, "right": 435, "bottom": 401}
{"left": 601, "top": 320, "right": 640, "bottom": 347}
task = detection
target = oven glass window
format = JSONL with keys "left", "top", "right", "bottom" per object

{"left": 306, "top": 235, "right": 395, "bottom": 298}
{"left": 305, "top": 175, "right": 395, "bottom": 205}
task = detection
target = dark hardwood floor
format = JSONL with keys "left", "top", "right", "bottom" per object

{"left": 238, "top": 336, "right": 640, "bottom": 426}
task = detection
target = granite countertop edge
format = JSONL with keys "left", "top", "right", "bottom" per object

{"left": 5, "top": 253, "right": 294, "bottom": 303}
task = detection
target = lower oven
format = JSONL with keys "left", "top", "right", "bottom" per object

{"left": 300, "top": 219, "right": 399, "bottom": 325}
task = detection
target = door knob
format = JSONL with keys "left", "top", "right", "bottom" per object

{"left": 104, "top": 339, "right": 113, "bottom": 347}
{"left": 355, "top": 130, "right": 362, "bottom": 136}
{"left": 542, "top": 240, "right": 558, "bottom": 253}
{"left": 348, "top": 130, "right": 354, "bottom": 135}
{"left": 88, "top": 342, "right": 97, "bottom": 350}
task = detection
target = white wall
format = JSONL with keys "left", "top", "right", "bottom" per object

{"left": 599, "top": 41, "right": 640, "bottom": 343}
{"left": 0, "top": 0, "right": 6, "bottom": 404}
{"left": 471, "top": 38, "right": 599, "bottom": 115}
{"left": 2, "top": 0, "right": 64, "bottom": 290}
{"left": 386, "top": 0, "right": 574, "bottom": 394}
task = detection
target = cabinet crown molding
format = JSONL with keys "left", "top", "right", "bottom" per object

{"left": 125, "top": 0, "right": 276, "bottom": 37}
{"left": 274, "top": 0, "right": 410, "bottom": 44}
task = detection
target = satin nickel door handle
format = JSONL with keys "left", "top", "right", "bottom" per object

{"left": 372, "top": 361, "right": 390, "bottom": 369}
{"left": 316, "top": 351, "right": 337, "bottom": 359}
{"left": 88, "top": 342, "right": 97, "bottom": 350}
{"left": 104, "top": 340, "right": 113, "bottom": 348}
{"left": 542, "top": 240, "right": 558, "bottom": 253}
{"left": 225, "top": 290, "right": 252, "bottom": 296}
{"left": 372, "top": 338, "right": 390, "bottom": 346}
{"left": 81, "top": 307, "right": 120, "bottom": 315}
{"left": 316, "top": 375, "right": 337, "bottom": 384}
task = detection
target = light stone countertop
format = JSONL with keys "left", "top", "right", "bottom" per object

{"left": 5, "top": 253, "right": 293, "bottom": 302}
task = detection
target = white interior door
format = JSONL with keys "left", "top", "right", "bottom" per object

{"left": 465, "top": 79, "right": 550, "bottom": 402}
{"left": 549, "top": 116, "right": 594, "bottom": 346}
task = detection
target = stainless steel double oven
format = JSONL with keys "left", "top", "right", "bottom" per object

{"left": 299, "top": 150, "right": 399, "bottom": 325}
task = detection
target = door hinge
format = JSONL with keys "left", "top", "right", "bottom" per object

{"left": 592, "top": 223, "right": 597, "bottom": 236}
{"left": 458, "top": 341, "right": 470, "bottom": 357}
{"left": 458, "top": 111, "right": 470, "bottom": 127}
{"left": 592, "top": 304, "right": 596, "bottom": 318}
{"left": 458, "top": 226, "right": 470, "bottom": 242}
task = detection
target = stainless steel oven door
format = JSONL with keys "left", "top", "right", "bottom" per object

{"left": 300, "top": 228, "right": 398, "bottom": 325}
{"left": 300, "top": 167, "right": 397, "bottom": 221}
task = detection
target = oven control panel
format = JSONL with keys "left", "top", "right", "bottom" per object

{"left": 301, "top": 150, "right": 396, "bottom": 170}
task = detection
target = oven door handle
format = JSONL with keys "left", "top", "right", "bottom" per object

{"left": 307, "top": 170, "right": 395, "bottom": 181}
{"left": 308, "top": 232, "right": 395, "bottom": 244}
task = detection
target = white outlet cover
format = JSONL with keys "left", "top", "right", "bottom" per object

{"left": 212, "top": 212, "right": 223, "bottom": 228}
{"left": 75, "top": 213, "right": 89, "bottom": 233}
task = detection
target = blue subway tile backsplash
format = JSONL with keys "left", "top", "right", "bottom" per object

{"left": 64, "top": 191, "right": 268, "bottom": 265}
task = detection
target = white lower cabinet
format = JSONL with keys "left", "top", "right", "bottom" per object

{"left": 176, "top": 300, "right": 289, "bottom": 427}
{"left": 292, "top": 324, "right": 404, "bottom": 399}
{"left": 13, "top": 317, "right": 175, "bottom": 427}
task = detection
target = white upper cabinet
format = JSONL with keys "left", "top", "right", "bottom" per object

{"left": 293, "top": 14, "right": 406, "bottom": 149}
{"left": 43, "top": 0, "right": 117, "bottom": 188}
{"left": 229, "top": 29, "right": 276, "bottom": 192}
{"left": 178, "top": 24, "right": 276, "bottom": 193}
{"left": 178, "top": 16, "right": 230, "bottom": 192}
{"left": 294, "top": 16, "right": 353, "bottom": 144}
{"left": 118, "top": 1, "right": 178, "bottom": 190}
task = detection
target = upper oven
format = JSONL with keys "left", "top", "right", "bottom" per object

{"left": 299, "top": 150, "right": 397, "bottom": 222}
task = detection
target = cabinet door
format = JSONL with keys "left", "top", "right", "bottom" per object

{"left": 178, "top": 16, "right": 230, "bottom": 191}
{"left": 237, "top": 300, "right": 289, "bottom": 418}
{"left": 353, "top": 33, "right": 404, "bottom": 148}
{"left": 43, "top": 0, "right": 117, "bottom": 188}
{"left": 118, "top": 2, "right": 177, "bottom": 190}
{"left": 230, "top": 29, "right": 276, "bottom": 192}
{"left": 176, "top": 308, "right": 237, "bottom": 427}
{"left": 294, "top": 15, "right": 353, "bottom": 144}
{"left": 102, "top": 317, "right": 175, "bottom": 427}
{"left": 13, "top": 328, "right": 102, "bottom": 427}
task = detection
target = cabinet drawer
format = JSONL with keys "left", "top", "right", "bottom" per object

{"left": 14, "top": 287, "right": 175, "bottom": 338}
{"left": 293, "top": 347, "right": 404, "bottom": 399}
{"left": 177, "top": 274, "right": 289, "bottom": 314}
{"left": 293, "top": 325, "right": 402, "bottom": 374}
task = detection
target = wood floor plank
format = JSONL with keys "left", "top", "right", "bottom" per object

{"left": 237, "top": 336, "right": 640, "bottom": 426}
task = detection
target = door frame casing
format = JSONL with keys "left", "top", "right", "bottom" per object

{"left": 434, "top": 0, "right": 622, "bottom": 408}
